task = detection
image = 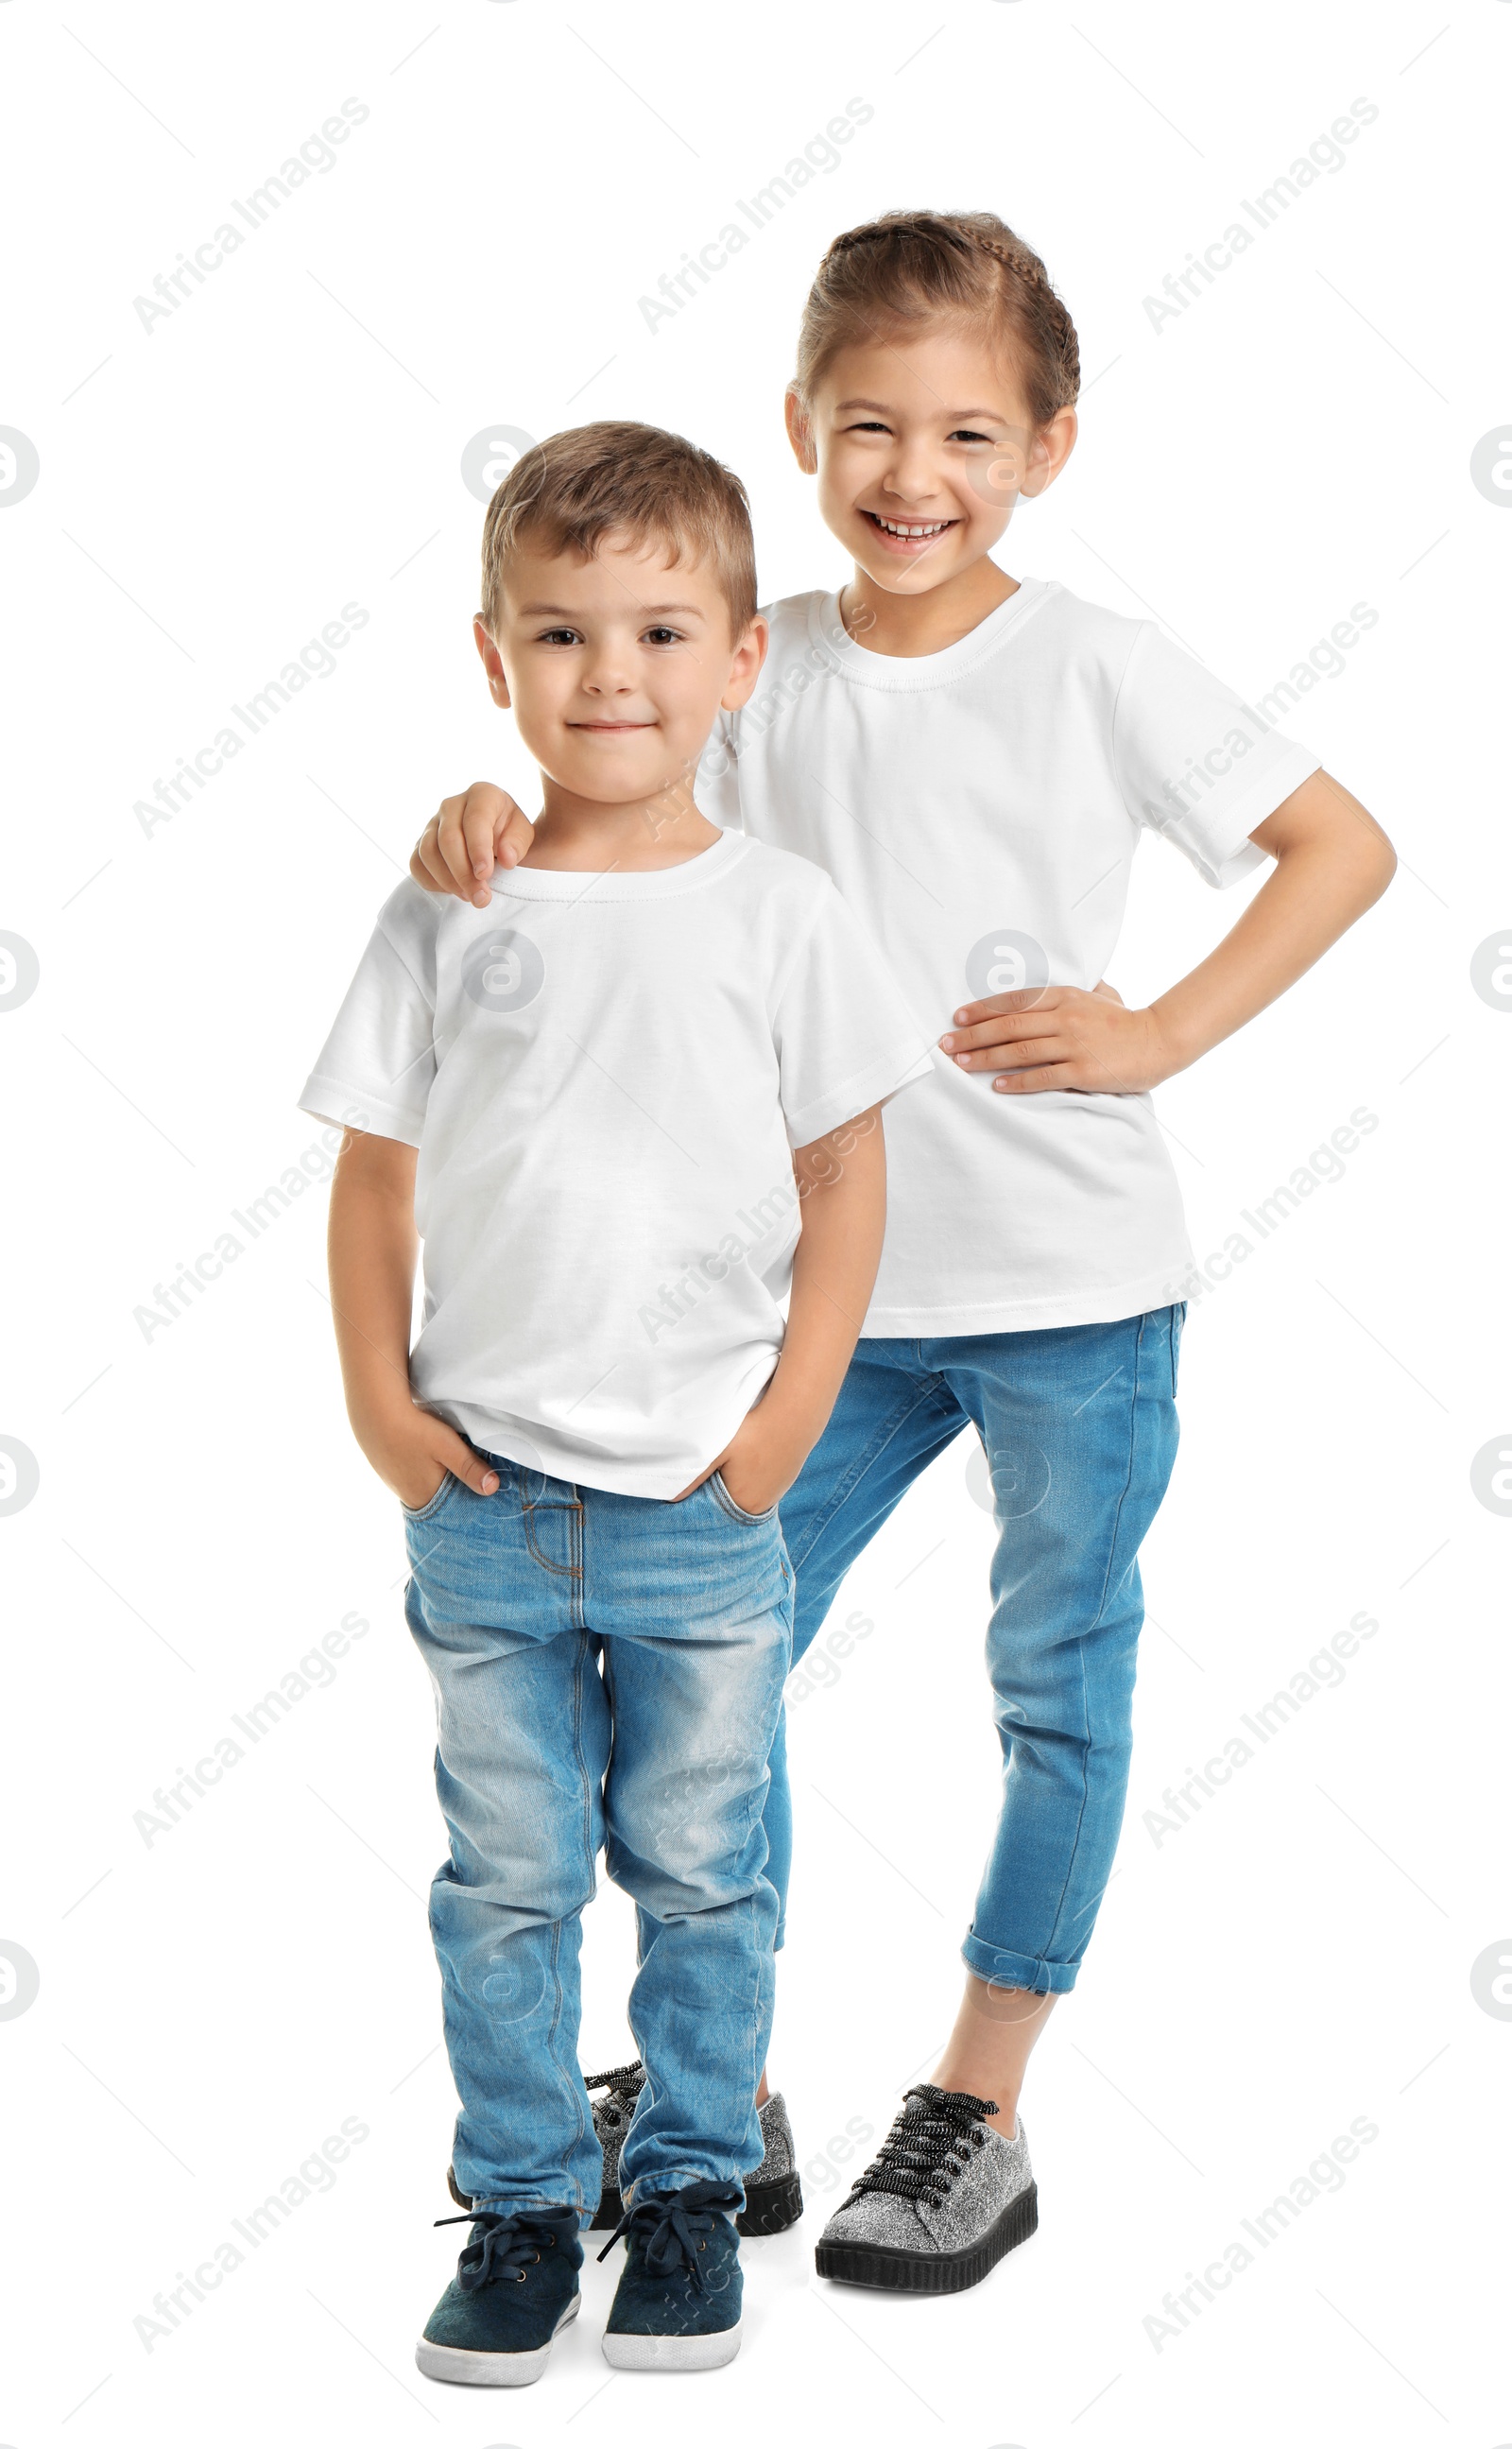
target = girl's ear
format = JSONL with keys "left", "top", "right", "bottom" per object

{"left": 784, "top": 386, "right": 818, "bottom": 475}
{"left": 473, "top": 614, "right": 512, "bottom": 710}
{"left": 1020, "top": 405, "right": 1078, "bottom": 501}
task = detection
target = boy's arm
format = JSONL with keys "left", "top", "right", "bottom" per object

{"left": 941, "top": 767, "right": 1397, "bottom": 1093}
{"left": 411, "top": 783, "right": 534, "bottom": 907}
{"left": 687, "top": 1107, "right": 886, "bottom": 1518}
{"left": 328, "top": 1127, "right": 502, "bottom": 1509}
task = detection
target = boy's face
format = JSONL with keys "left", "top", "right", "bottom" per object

{"left": 475, "top": 531, "right": 765, "bottom": 805}
{"left": 789, "top": 329, "right": 1075, "bottom": 597}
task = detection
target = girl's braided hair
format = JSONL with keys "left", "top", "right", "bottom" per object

{"left": 793, "top": 209, "right": 1080, "bottom": 429}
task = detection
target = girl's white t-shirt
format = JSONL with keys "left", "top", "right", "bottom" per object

{"left": 299, "top": 833, "right": 933, "bottom": 1497}
{"left": 702, "top": 579, "right": 1320, "bottom": 1336}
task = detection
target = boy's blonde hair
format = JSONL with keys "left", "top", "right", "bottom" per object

{"left": 792, "top": 210, "right": 1080, "bottom": 429}
{"left": 480, "top": 421, "right": 758, "bottom": 641}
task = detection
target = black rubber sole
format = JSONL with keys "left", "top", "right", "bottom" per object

{"left": 815, "top": 2181, "right": 1039, "bottom": 2294}
{"left": 446, "top": 2164, "right": 804, "bottom": 2240}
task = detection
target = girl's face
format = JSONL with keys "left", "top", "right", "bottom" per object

{"left": 788, "top": 327, "right": 1075, "bottom": 596}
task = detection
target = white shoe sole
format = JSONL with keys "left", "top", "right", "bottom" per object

{"left": 601, "top": 2318, "right": 742, "bottom": 2371}
{"left": 415, "top": 2290, "right": 578, "bottom": 2386}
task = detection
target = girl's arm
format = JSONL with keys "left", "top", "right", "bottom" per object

{"left": 327, "top": 1127, "right": 504, "bottom": 1508}
{"left": 941, "top": 769, "right": 1396, "bottom": 1095}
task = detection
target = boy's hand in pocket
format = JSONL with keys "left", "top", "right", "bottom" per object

{"left": 709, "top": 1406, "right": 809, "bottom": 1518}
{"left": 357, "top": 1400, "right": 501, "bottom": 1511}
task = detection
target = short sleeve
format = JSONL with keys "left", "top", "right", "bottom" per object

{"left": 298, "top": 888, "right": 438, "bottom": 1148}
{"left": 1114, "top": 623, "right": 1321, "bottom": 888}
{"left": 771, "top": 883, "right": 936, "bottom": 1150}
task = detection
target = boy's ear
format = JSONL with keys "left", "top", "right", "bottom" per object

{"left": 783, "top": 387, "right": 818, "bottom": 475}
{"left": 720, "top": 613, "right": 769, "bottom": 713}
{"left": 473, "top": 614, "right": 512, "bottom": 709}
{"left": 1020, "top": 405, "right": 1078, "bottom": 501}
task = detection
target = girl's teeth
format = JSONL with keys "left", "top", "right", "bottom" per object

{"left": 875, "top": 516, "right": 949, "bottom": 537}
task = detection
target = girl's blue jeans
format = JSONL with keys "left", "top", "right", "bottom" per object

{"left": 766, "top": 1307, "right": 1185, "bottom": 1994}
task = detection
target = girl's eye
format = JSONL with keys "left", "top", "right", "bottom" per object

{"left": 949, "top": 428, "right": 997, "bottom": 445}
{"left": 845, "top": 419, "right": 892, "bottom": 435}
{"left": 537, "top": 627, "right": 581, "bottom": 646}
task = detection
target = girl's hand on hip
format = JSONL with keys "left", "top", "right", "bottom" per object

{"left": 939, "top": 979, "right": 1177, "bottom": 1095}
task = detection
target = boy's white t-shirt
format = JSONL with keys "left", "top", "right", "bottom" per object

{"left": 702, "top": 579, "right": 1321, "bottom": 1335}
{"left": 299, "top": 833, "right": 933, "bottom": 1497}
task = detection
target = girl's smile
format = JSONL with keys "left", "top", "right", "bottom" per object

{"left": 858, "top": 508, "right": 962, "bottom": 555}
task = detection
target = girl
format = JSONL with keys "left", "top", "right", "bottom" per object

{"left": 405, "top": 211, "right": 1395, "bottom": 2295}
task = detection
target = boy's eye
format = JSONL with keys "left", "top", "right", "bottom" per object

{"left": 949, "top": 427, "right": 997, "bottom": 445}
{"left": 536, "top": 627, "right": 582, "bottom": 646}
{"left": 642, "top": 626, "right": 683, "bottom": 647}
{"left": 845, "top": 419, "right": 893, "bottom": 435}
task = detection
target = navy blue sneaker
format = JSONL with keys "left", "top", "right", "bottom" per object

{"left": 417, "top": 2208, "right": 581, "bottom": 2386}
{"left": 599, "top": 2182, "right": 744, "bottom": 2371}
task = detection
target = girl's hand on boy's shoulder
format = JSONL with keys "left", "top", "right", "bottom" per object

{"left": 939, "top": 978, "right": 1178, "bottom": 1097}
{"left": 410, "top": 783, "right": 535, "bottom": 906}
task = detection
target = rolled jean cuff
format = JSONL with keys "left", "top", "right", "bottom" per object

{"left": 625, "top": 2169, "right": 747, "bottom": 2211}
{"left": 961, "top": 1932, "right": 1082, "bottom": 1997}
{"left": 465, "top": 2192, "right": 590, "bottom": 2224}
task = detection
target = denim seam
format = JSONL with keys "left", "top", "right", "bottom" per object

{"left": 552, "top": 1636, "right": 596, "bottom": 2211}
{"left": 1090, "top": 1311, "right": 1148, "bottom": 1629}
{"left": 742, "top": 1888, "right": 760, "bottom": 2200}
{"left": 1040, "top": 1312, "right": 1148, "bottom": 1964}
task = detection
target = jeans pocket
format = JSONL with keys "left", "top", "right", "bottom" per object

{"left": 709, "top": 1468, "right": 780, "bottom": 1527}
{"left": 402, "top": 1471, "right": 454, "bottom": 1524}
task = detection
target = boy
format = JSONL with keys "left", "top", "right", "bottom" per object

{"left": 300, "top": 423, "right": 930, "bottom": 2379}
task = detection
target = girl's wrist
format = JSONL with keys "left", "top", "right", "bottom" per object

{"left": 1145, "top": 996, "right": 1202, "bottom": 1081}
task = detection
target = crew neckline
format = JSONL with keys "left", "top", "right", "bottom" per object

{"left": 807, "top": 575, "right": 1053, "bottom": 691}
{"left": 488, "top": 826, "right": 747, "bottom": 903}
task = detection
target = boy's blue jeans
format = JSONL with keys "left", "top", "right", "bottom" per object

{"left": 404, "top": 1460, "right": 792, "bottom": 2219}
{"left": 766, "top": 1308, "right": 1184, "bottom": 1993}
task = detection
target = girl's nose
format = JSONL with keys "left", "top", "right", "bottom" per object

{"left": 884, "top": 447, "right": 946, "bottom": 505}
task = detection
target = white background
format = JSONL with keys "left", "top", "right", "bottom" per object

{"left": 2, "top": 1, "right": 1509, "bottom": 2441}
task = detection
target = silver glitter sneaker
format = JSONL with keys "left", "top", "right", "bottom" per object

{"left": 815, "top": 2085, "right": 1037, "bottom": 2293}
{"left": 444, "top": 2060, "right": 803, "bottom": 2240}
{"left": 586, "top": 2061, "right": 803, "bottom": 2237}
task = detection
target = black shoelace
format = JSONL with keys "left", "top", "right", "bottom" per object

{"left": 846, "top": 2084, "right": 999, "bottom": 2212}
{"left": 595, "top": 2181, "right": 740, "bottom": 2293}
{"left": 432, "top": 2208, "right": 566, "bottom": 2293}
{"left": 585, "top": 2059, "right": 646, "bottom": 2132}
